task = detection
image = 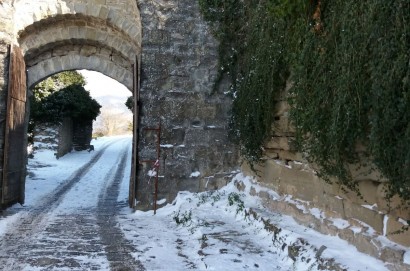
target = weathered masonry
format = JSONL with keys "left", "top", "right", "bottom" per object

{"left": 0, "top": 1, "right": 238, "bottom": 210}
{"left": 136, "top": 0, "right": 238, "bottom": 210}
{"left": 0, "top": 0, "right": 142, "bottom": 208}
{"left": 1, "top": 1, "right": 410, "bottom": 268}
{"left": 241, "top": 85, "right": 410, "bottom": 269}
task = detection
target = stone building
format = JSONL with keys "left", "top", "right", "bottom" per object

{"left": 33, "top": 117, "right": 93, "bottom": 158}
{"left": 0, "top": 0, "right": 238, "bottom": 210}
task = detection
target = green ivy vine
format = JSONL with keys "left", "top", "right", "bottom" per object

{"left": 199, "top": 0, "right": 410, "bottom": 203}
{"left": 291, "top": 1, "right": 410, "bottom": 201}
{"left": 199, "top": 0, "right": 307, "bottom": 161}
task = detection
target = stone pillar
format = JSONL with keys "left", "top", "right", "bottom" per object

{"left": 73, "top": 120, "right": 93, "bottom": 151}
{"left": 57, "top": 117, "right": 74, "bottom": 158}
{"left": 136, "top": 0, "right": 239, "bottom": 210}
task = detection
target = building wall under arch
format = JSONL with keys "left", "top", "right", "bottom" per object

{"left": 136, "top": 0, "right": 239, "bottom": 209}
{"left": 0, "top": 0, "right": 239, "bottom": 209}
{"left": 0, "top": 0, "right": 142, "bottom": 203}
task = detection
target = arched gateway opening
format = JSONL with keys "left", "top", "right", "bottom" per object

{"left": 0, "top": 0, "right": 142, "bottom": 209}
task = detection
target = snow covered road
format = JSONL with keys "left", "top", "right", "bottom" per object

{"left": 0, "top": 136, "right": 143, "bottom": 270}
{"left": 0, "top": 135, "right": 393, "bottom": 271}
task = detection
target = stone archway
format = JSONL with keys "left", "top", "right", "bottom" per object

{"left": 1, "top": 0, "right": 239, "bottom": 211}
{"left": 14, "top": 0, "right": 141, "bottom": 90}
{"left": 0, "top": 0, "right": 142, "bottom": 208}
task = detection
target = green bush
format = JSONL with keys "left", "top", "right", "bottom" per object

{"left": 31, "top": 71, "right": 101, "bottom": 125}
{"left": 32, "top": 84, "right": 101, "bottom": 124}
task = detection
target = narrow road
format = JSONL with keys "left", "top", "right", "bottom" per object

{"left": 0, "top": 137, "right": 144, "bottom": 271}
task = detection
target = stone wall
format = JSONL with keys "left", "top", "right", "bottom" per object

{"left": 0, "top": 1, "right": 14, "bottom": 44}
{"left": 242, "top": 87, "right": 410, "bottom": 267}
{"left": 57, "top": 117, "right": 73, "bottom": 157}
{"left": 72, "top": 120, "right": 92, "bottom": 150}
{"left": 33, "top": 123, "right": 60, "bottom": 151}
{"left": 1, "top": 1, "right": 237, "bottom": 209}
{"left": 14, "top": 0, "right": 141, "bottom": 90}
{"left": 0, "top": 0, "right": 141, "bottom": 201}
{"left": 33, "top": 118, "right": 74, "bottom": 158}
{"left": 136, "top": 0, "right": 239, "bottom": 209}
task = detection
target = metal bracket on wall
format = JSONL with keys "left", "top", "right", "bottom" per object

{"left": 140, "top": 121, "right": 161, "bottom": 214}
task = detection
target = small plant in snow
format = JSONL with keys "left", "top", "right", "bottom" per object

{"left": 228, "top": 192, "right": 245, "bottom": 214}
{"left": 195, "top": 190, "right": 225, "bottom": 207}
{"left": 172, "top": 210, "right": 192, "bottom": 227}
{"left": 211, "top": 191, "right": 225, "bottom": 205}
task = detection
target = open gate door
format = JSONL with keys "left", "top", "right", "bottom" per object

{"left": 129, "top": 57, "right": 140, "bottom": 208}
{"left": 1, "top": 45, "right": 27, "bottom": 208}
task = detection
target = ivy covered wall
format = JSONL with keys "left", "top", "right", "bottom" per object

{"left": 199, "top": 0, "right": 410, "bottom": 208}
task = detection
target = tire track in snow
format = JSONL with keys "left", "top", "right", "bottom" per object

{"left": 96, "top": 143, "right": 145, "bottom": 271}
{"left": 0, "top": 138, "right": 133, "bottom": 270}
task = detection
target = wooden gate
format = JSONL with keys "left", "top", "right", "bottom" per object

{"left": 1, "top": 45, "right": 27, "bottom": 208}
{"left": 129, "top": 56, "right": 140, "bottom": 208}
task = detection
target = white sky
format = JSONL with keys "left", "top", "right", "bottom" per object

{"left": 79, "top": 70, "right": 132, "bottom": 119}
{"left": 79, "top": 69, "right": 131, "bottom": 99}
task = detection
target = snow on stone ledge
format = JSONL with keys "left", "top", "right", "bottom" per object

{"left": 160, "top": 144, "right": 174, "bottom": 148}
{"left": 189, "top": 171, "right": 201, "bottom": 178}
{"left": 404, "top": 251, "right": 410, "bottom": 265}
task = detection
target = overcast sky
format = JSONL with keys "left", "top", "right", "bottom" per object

{"left": 79, "top": 69, "right": 131, "bottom": 98}
{"left": 79, "top": 69, "right": 132, "bottom": 137}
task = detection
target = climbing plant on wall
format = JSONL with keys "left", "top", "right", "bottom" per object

{"left": 290, "top": 1, "right": 410, "bottom": 200}
{"left": 200, "top": 0, "right": 410, "bottom": 203}
{"left": 199, "top": 0, "right": 307, "bottom": 161}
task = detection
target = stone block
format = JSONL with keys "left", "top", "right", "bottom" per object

{"left": 184, "top": 129, "right": 210, "bottom": 147}
{"left": 272, "top": 116, "right": 294, "bottom": 136}
{"left": 375, "top": 185, "right": 410, "bottom": 220}
{"left": 274, "top": 101, "right": 290, "bottom": 117}
{"left": 275, "top": 150, "right": 304, "bottom": 162}
{"left": 352, "top": 234, "right": 381, "bottom": 259}
{"left": 316, "top": 193, "right": 346, "bottom": 218}
{"left": 287, "top": 161, "right": 306, "bottom": 171}
{"left": 386, "top": 216, "right": 410, "bottom": 247}
{"left": 80, "top": 45, "right": 97, "bottom": 56}
{"left": 177, "top": 178, "right": 200, "bottom": 192}
{"left": 99, "top": 6, "right": 109, "bottom": 19}
{"left": 351, "top": 179, "right": 380, "bottom": 205}
{"left": 223, "top": 151, "right": 239, "bottom": 169}
{"left": 334, "top": 182, "right": 367, "bottom": 205}
{"left": 196, "top": 105, "right": 216, "bottom": 121}
{"left": 241, "top": 161, "right": 263, "bottom": 181}
{"left": 348, "top": 162, "right": 384, "bottom": 182}
{"left": 265, "top": 137, "right": 295, "bottom": 151}
{"left": 262, "top": 159, "right": 322, "bottom": 202}
{"left": 168, "top": 127, "right": 186, "bottom": 145}
{"left": 321, "top": 178, "right": 342, "bottom": 198}
{"left": 380, "top": 246, "right": 405, "bottom": 265}
{"left": 199, "top": 176, "right": 228, "bottom": 192}
{"left": 344, "top": 201, "right": 385, "bottom": 234}
{"left": 261, "top": 149, "right": 278, "bottom": 160}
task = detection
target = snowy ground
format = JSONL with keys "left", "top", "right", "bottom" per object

{"left": 0, "top": 136, "right": 393, "bottom": 270}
